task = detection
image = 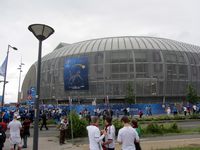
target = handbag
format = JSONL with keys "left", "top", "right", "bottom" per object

{"left": 135, "top": 141, "right": 142, "bottom": 150}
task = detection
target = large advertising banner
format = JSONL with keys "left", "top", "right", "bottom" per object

{"left": 64, "top": 57, "right": 89, "bottom": 90}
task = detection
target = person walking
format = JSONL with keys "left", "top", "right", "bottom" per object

{"left": 7, "top": 115, "right": 22, "bottom": 150}
{"left": 131, "top": 119, "right": 142, "bottom": 150}
{"left": 0, "top": 125, "right": 6, "bottom": 150}
{"left": 87, "top": 116, "right": 107, "bottom": 150}
{"left": 59, "top": 117, "right": 68, "bottom": 145}
{"left": 22, "top": 117, "right": 31, "bottom": 148}
{"left": 40, "top": 112, "right": 48, "bottom": 130}
{"left": 0, "top": 118, "right": 7, "bottom": 132}
{"left": 117, "top": 116, "right": 139, "bottom": 150}
{"left": 102, "top": 116, "right": 115, "bottom": 150}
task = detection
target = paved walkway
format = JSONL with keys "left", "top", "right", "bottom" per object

{"left": 3, "top": 134, "right": 200, "bottom": 150}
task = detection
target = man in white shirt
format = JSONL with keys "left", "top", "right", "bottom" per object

{"left": 87, "top": 116, "right": 106, "bottom": 150}
{"left": 117, "top": 116, "right": 139, "bottom": 150}
{"left": 102, "top": 116, "right": 115, "bottom": 150}
{"left": 7, "top": 115, "right": 22, "bottom": 150}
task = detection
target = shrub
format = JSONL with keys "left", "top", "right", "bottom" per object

{"left": 112, "top": 118, "right": 123, "bottom": 136}
{"left": 143, "top": 122, "right": 180, "bottom": 135}
{"left": 145, "top": 122, "right": 163, "bottom": 134}
{"left": 66, "top": 111, "right": 88, "bottom": 138}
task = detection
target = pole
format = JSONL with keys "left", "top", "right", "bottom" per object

{"left": 69, "top": 97, "right": 74, "bottom": 144}
{"left": 1, "top": 45, "right": 9, "bottom": 115}
{"left": 17, "top": 64, "right": 22, "bottom": 102}
{"left": 33, "top": 40, "right": 42, "bottom": 150}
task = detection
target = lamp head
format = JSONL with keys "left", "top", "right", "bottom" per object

{"left": 12, "top": 47, "right": 18, "bottom": 50}
{"left": 28, "top": 24, "right": 54, "bottom": 41}
{"left": 8, "top": 45, "right": 18, "bottom": 50}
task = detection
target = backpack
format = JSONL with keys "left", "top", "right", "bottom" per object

{"left": 0, "top": 131, "right": 6, "bottom": 144}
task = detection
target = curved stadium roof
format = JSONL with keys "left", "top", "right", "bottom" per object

{"left": 42, "top": 36, "right": 200, "bottom": 61}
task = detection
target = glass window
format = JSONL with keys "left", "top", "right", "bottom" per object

{"left": 96, "top": 83, "right": 104, "bottom": 95}
{"left": 176, "top": 52, "right": 185, "bottom": 63}
{"left": 129, "top": 64, "right": 134, "bottom": 72}
{"left": 153, "top": 64, "right": 162, "bottom": 73}
{"left": 90, "top": 84, "right": 97, "bottom": 95}
{"left": 191, "top": 66, "right": 197, "bottom": 79}
{"left": 166, "top": 65, "right": 177, "bottom": 79}
{"left": 96, "top": 52, "right": 104, "bottom": 64}
{"left": 105, "top": 64, "right": 111, "bottom": 79}
{"left": 166, "top": 81, "right": 173, "bottom": 95}
{"left": 158, "top": 81, "right": 163, "bottom": 95}
{"left": 111, "top": 74, "right": 120, "bottom": 80}
{"left": 110, "top": 52, "right": 119, "bottom": 63}
{"left": 136, "top": 81, "right": 143, "bottom": 95}
{"left": 143, "top": 81, "right": 151, "bottom": 96}
{"left": 120, "top": 64, "right": 128, "bottom": 72}
{"left": 172, "top": 81, "right": 179, "bottom": 95}
{"left": 105, "top": 51, "right": 111, "bottom": 63}
{"left": 134, "top": 51, "right": 147, "bottom": 62}
{"left": 164, "top": 51, "right": 177, "bottom": 62}
{"left": 111, "top": 64, "right": 119, "bottom": 73}
{"left": 105, "top": 83, "right": 112, "bottom": 95}
{"left": 178, "top": 65, "right": 188, "bottom": 79}
{"left": 120, "top": 74, "right": 129, "bottom": 79}
{"left": 113, "top": 83, "right": 120, "bottom": 95}
{"left": 186, "top": 52, "right": 196, "bottom": 64}
{"left": 136, "top": 64, "right": 149, "bottom": 78}
{"left": 152, "top": 51, "right": 161, "bottom": 62}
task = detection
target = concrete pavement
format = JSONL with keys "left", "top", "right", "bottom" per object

{"left": 3, "top": 134, "right": 200, "bottom": 150}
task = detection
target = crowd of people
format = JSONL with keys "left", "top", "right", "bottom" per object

{"left": 0, "top": 113, "right": 31, "bottom": 150}
{"left": 0, "top": 102, "right": 199, "bottom": 150}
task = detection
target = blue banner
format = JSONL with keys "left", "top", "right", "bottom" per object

{"left": 64, "top": 57, "right": 89, "bottom": 90}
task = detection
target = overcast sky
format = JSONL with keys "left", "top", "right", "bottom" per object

{"left": 1, "top": 0, "right": 200, "bottom": 103}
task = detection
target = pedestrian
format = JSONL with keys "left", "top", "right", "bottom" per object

{"left": 59, "top": 117, "right": 68, "bottom": 145}
{"left": 131, "top": 119, "right": 141, "bottom": 137}
{"left": 166, "top": 107, "right": 171, "bottom": 116}
{"left": 22, "top": 117, "right": 31, "bottom": 148}
{"left": 117, "top": 116, "right": 140, "bottom": 150}
{"left": 40, "top": 112, "right": 48, "bottom": 130}
{"left": 131, "top": 119, "right": 142, "bottom": 150}
{"left": 183, "top": 106, "right": 187, "bottom": 116}
{"left": 87, "top": 116, "right": 107, "bottom": 150}
{"left": 7, "top": 115, "right": 22, "bottom": 150}
{"left": 0, "top": 125, "right": 6, "bottom": 150}
{"left": 102, "top": 116, "right": 115, "bottom": 150}
{"left": 0, "top": 118, "right": 7, "bottom": 132}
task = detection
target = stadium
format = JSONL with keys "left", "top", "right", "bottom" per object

{"left": 21, "top": 36, "right": 200, "bottom": 104}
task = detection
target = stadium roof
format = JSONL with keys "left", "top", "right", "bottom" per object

{"left": 42, "top": 36, "right": 200, "bottom": 61}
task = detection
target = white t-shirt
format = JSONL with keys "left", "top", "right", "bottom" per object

{"left": 117, "top": 126, "right": 139, "bottom": 150}
{"left": 104, "top": 125, "right": 115, "bottom": 149}
{"left": 8, "top": 119, "right": 22, "bottom": 145}
{"left": 87, "top": 125, "right": 105, "bottom": 150}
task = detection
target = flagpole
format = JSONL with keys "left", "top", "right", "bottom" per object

{"left": 1, "top": 45, "right": 17, "bottom": 117}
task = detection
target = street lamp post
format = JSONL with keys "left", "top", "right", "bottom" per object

{"left": 1, "top": 45, "right": 17, "bottom": 112}
{"left": 28, "top": 24, "right": 54, "bottom": 150}
{"left": 17, "top": 60, "right": 25, "bottom": 102}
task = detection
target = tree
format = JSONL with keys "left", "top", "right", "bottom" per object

{"left": 125, "top": 82, "right": 135, "bottom": 104}
{"left": 186, "top": 84, "right": 198, "bottom": 104}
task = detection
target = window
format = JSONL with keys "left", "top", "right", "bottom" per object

{"left": 135, "top": 51, "right": 147, "bottom": 62}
